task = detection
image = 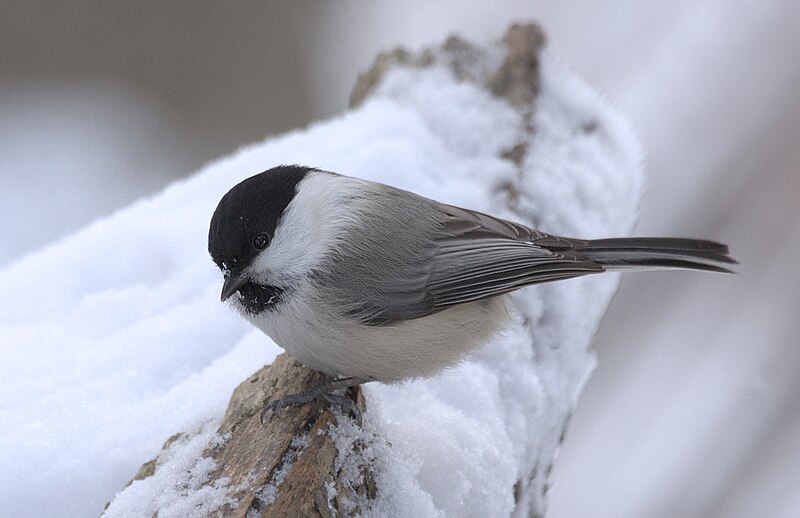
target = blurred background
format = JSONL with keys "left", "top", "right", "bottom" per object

{"left": 2, "top": 2, "right": 797, "bottom": 516}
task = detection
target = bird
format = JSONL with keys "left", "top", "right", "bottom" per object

{"left": 208, "top": 165, "right": 735, "bottom": 411}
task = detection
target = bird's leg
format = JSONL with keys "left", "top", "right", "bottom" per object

{"left": 260, "top": 376, "right": 371, "bottom": 423}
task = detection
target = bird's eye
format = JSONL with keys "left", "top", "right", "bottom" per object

{"left": 252, "top": 232, "right": 270, "bottom": 250}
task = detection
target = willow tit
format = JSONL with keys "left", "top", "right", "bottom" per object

{"left": 209, "top": 165, "right": 735, "bottom": 408}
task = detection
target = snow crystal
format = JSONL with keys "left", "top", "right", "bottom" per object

{"left": 0, "top": 43, "right": 640, "bottom": 518}
{"left": 250, "top": 434, "right": 310, "bottom": 512}
{"left": 102, "top": 421, "right": 235, "bottom": 518}
{"left": 329, "top": 416, "right": 443, "bottom": 517}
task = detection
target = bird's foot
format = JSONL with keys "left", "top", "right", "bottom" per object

{"left": 323, "top": 391, "right": 364, "bottom": 425}
{"left": 260, "top": 376, "right": 370, "bottom": 424}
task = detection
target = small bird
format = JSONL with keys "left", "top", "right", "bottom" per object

{"left": 208, "top": 165, "right": 735, "bottom": 410}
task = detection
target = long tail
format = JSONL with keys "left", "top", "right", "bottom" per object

{"left": 571, "top": 237, "right": 737, "bottom": 273}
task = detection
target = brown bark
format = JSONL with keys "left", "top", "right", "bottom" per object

{"left": 209, "top": 354, "right": 373, "bottom": 517}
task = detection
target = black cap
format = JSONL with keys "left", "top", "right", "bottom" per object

{"left": 208, "top": 165, "right": 313, "bottom": 276}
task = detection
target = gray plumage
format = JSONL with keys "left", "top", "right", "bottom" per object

{"left": 208, "top": 166, "right": 736, "bottom": 382}
{"left": 314, "top": 179, "right": 734, "bottom": 326}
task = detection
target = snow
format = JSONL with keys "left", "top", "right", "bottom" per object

{"left": 251, "top": 434, "right": 310, "bottom": 510}
{"left": 0, "top": 42, "right": 641, "bottom": 517}
{"left": 102, "top": 422, "right": 235, "bottom": 518}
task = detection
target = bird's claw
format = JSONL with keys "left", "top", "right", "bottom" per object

{"left": 323, "top": 391, "right": 363, "bottom": 425}
{"left": 259, "top": 377, "right": 369, "bottom": 425}
{"left": 259, "top": 392, "right": 314, "bottom": 424}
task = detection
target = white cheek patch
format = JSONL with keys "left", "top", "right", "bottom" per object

{"left": 249, "top": 172, "right": 366, "bottom": 285}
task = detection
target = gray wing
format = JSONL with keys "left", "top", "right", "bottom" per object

{"left": 331, "top": 185, "right": 603, "bottom": 326}
{"left": 424, "top": 204, "right": 603, "bottom": 308}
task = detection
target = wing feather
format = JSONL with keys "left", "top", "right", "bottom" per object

{"left": 346, "top": 194, "right": 602, "bottom": 325}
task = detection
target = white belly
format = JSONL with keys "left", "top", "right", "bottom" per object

{"left": 246, "top": 283, "right": 511, "bottom": 381}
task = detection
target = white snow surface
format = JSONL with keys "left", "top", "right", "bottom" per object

{"left": 102, "top": 422, "right": 235, "bottom": 518}
{"left": 0, "top": 53, "right": 641, "bottom": 517}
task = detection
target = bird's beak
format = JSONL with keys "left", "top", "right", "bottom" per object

{"left": 220, "top": 271, "right": 248, "bottom": 302}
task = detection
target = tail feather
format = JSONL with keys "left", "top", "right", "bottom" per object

{"left": 572, "top": 237, "right": 737, "bottom": 273}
